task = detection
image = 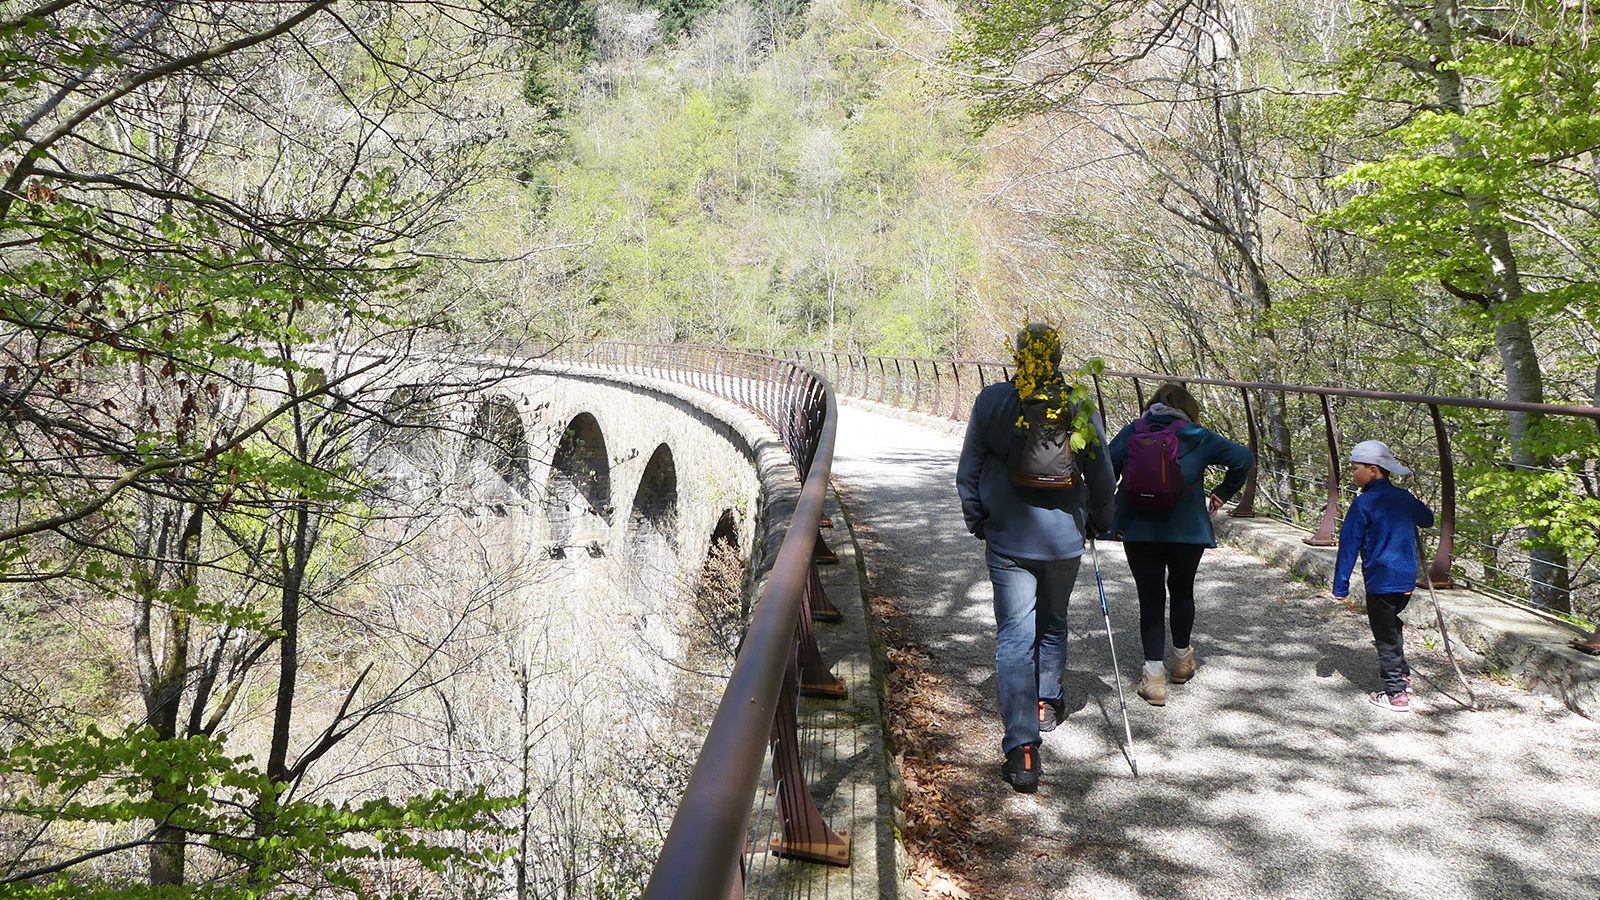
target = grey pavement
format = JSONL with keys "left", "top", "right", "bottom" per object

{"left": 831, "top": 403, "right": 1600, "bottom": 900}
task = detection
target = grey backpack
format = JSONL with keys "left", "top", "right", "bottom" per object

{"left": 1006, "top": 384, "right": 1080, "bottom": 490}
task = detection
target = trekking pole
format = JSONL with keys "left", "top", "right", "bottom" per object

{"left": 1419, "top": 529, "right": 1478, "bottom": 711}
{"left": 1088, "top": 538, "right": 1139, "bottom": 777}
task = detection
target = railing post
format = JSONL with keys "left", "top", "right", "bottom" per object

{"left": 814, "top": 529, "right": 839, "bottom": 564}
{"left": 808, "top": 562, "right": 842, "bottom": 622}
{"left": 739, "top": 356, "right": 751, "bottom": 414}
{"left": 1304, "top": 394, "right": 1342, "bottom": 546}
{"left": 876, "top": 357, "right": 886, "bottom": 403}
{"left": 951, "top": 362, "right": 963, "bottom": 419}
{"left": 770, "top": 654, "right": 849, "bottom": 865}
{"left": 1231, "top": 386, "right": 1260, "bottom": 518}
{"left": 1423, "top": 403, "right": 1457, "bottom": 588}
{"left": 930, "top": 359, "right": 942, "bottom": 417}
{"left": 1092, "top": 373, "right": 1108, "bottom": 426}
{"left": 911, "top": 359, "right": 922, "bottom": 413}
{"left": 1132, "top": 377, "right": 1145, "bottom": 411}
{"left": 762, "top": 358, "right": 775, "bottom": 420}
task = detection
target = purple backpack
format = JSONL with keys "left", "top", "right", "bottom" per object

{"left": 1123, "top": 418, "right": 1186, "bottom": 511}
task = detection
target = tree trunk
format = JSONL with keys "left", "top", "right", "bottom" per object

{"left": 267, "top": 503, "right": 311, "bottom": 782}
{"left": 516, "top": 655, "right": 532, "bottom": 900}
{"left": 136, "top": 502, "right": 199, "bottom": 886}
{"left": 1206, "top": 0, "right": 1295, "bottom": 512}
{"left": 1425, "top": 0, "right": 1570, "bottom": 611}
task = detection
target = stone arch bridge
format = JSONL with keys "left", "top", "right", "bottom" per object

{"left": 339, "top": 356, "right": 770, "bottom": 597}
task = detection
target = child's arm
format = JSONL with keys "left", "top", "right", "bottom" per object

{"left": 1332, "top": 501, "right": 1365, "bottom": 599}
{"left": 1413, "top": 491, "right": 1436, "bottom": 529}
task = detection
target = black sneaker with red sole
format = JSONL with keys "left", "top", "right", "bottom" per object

{"left": 1002, "top": 743, "right": 1040, "bottom": 792}
{"left": 1038, "top": 698, "right": 1065, "bottom": 733}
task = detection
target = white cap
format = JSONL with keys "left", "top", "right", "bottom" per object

{"left": 1349, "top": 440, "right": 1410, "bottom": 477}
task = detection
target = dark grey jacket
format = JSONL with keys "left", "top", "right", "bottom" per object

{"left": 956, "top": 381, "right": 1116, "bottom": 561}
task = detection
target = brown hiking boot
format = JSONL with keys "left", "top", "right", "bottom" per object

{"left": 1137, "top": 668, "right": 1167, "bottom": 706}
{"left": 1170, "top": 647, "right": 1197, "bottom": 684}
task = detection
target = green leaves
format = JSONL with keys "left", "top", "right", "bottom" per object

{"left": 944, "top": 0, "right": 1146, "bottom": 130}
{"left": 1, "top": 725, "right": 515, "bottom": 897}
{"left": 1319, "top": 3, "right": 1600, "bottom": 321}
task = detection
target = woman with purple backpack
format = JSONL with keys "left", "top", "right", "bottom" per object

{"left": 1107, "top": 384, "right": 1254, "bottom": 706}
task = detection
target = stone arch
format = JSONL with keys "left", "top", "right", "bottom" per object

{"left": 547, "top": 412, "right": 613, "bottom": 547}
{"left": 625, "top": 444, "right": 680, "bottom": 598}
{"left": 707, "top": 509, "right": 739, "bottom": 559}
{"left": 369, "top": 387, "right": 447, "bottom": 476}
{"left": 460, "top": 395, "right": 530, "bottom": 503}
{"left": 686, "top": 510, "right": 746, "bottom": 658}
{"left": 627, "top": 444, "right": 679, "bottom": 546}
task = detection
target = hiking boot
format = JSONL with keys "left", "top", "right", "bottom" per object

{"left": 1137, "top": 668, "right": 1167, "bottom": 706}
{"left": 1038, "top": 698, "right": 1065, "bottom": 733}
{"left": 1170, "top": 647, "right": 1197, "bottom": 684}
{"left": 1368, "top": 691, "right": 1411, "bottom": 713}
{"left": 1002, "top": 743, "right": 1040, "bottom": 793}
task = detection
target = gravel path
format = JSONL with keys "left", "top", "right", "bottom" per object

{"left": 832, "top": 403, "right": 1600, "bottom": 900}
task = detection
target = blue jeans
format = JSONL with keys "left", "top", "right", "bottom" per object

{"left": 986, "top": 546, "right": 1082, "bottom": 754}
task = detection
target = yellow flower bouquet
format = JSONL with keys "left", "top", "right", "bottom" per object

{"left": 1006, "top": 327, "right": 1103, "bottom": 456}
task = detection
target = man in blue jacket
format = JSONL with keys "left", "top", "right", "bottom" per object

{"left": 1332, "top": 440, "right": 1435, "bottom": 713}
{"left": 956, "top": 325, "right": 1116, "bottom": 792}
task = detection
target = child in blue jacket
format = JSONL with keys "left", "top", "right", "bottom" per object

{"left": 1332, "top": 440, "right": 1436, "bottom": 713}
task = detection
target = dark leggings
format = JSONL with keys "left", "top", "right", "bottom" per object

{"left": 1124, "top": 541, "right": 1207, "bottom": 661}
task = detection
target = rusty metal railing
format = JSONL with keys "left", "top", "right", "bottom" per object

{"left": 766, "top": 349, "right": 1600, "bottom": 625}
{"left": 509, "top": 342, "right": 850, "bottom": 898}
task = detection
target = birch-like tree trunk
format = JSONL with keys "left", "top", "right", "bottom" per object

{"left": 1417, "top": 0, "right": 1570, "bottom": 610}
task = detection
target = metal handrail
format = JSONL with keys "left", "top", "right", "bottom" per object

{"left": 504, "top": 342, "right": 847, "bottom": 898}
{"left": 766, "top": 349, "right": 1600, "bottom": 421}
{"left": 766, "top": 348, "right": 1600, "bottom": 620}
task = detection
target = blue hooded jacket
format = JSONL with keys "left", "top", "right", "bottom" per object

{"left": 1107, "top": 406, "right": 1254, "bottom": 546}
{"left": 956, "top": 381, "right": 1117, "bottom": 561}
{"left": 1333, "top": 478, "right": 1436, "bottom": 596}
